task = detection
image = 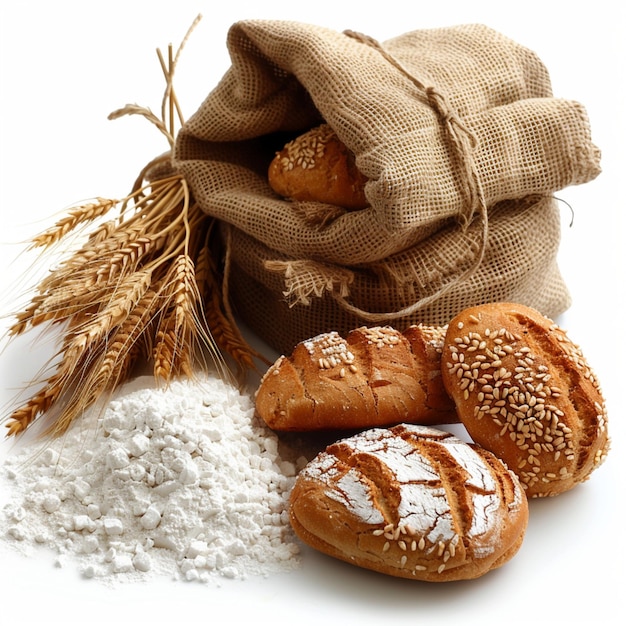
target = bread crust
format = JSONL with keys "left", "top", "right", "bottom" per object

{"left": 255, "top": 325, "right": 457, "bottom": 431}
{"left": 289, "top": 423, "right": 529, "bottom": 582}
{"left": 440, "top": 302, "right": 610, "bottom": 497}
{"left": 268, "top": 124, "right": 369, "bottom": 210}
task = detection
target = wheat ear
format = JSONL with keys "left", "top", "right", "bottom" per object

{"left": 29, "top": 198, "right": 118, "bottom": 250}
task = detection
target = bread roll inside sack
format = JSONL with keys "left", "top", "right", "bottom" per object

{"left": 256, "top": 325, "right": 457, "bottom": 431}
{"left": 441, "top": 302, "right": 610, "bottom": 498}
{"left": 268, "top": 124, "right": 369, "bottom": 210}
{"left": 289, "top": 423, "right": 529, "bottom": 582}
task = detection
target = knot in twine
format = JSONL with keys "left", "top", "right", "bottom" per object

{"left": 263, "top": 259, "right": 354, "bottom": 307}
{"left": 343, "top": 29, "right": 487, "bottom": 233}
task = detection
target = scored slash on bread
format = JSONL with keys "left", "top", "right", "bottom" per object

{"left": 255, "top": 325, "right": 458, "bottom": 431}
{"left": 289, "top": 424, "right": 529, "bottom": 582}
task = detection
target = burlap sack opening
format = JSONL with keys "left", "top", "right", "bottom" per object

{"left": 174, "top": 21, "right": 600, "bottom": 265}
{"left": 223, "top": 194, "right": 570, "bottom": 355}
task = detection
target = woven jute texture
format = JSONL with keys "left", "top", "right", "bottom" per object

{"left": 173, "top": 21, "right": 600, "bottom": 353}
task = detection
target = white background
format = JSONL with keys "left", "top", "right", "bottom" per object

{"left": 0, "top": 1, "right": 624, "bottom": 624}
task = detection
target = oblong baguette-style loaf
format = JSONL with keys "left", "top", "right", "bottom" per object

{"left": 441, "top": 302, "right": 610, "bottom": 498}
{"left": 255, "top": 325, "right": 458, "bottom": 431}
{"left": 289, "top": 423, "right": 529, "bottom": 582}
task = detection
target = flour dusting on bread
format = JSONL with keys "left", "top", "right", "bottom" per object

{"left": 290, "top": 423, "right": 528, "bottom": 582}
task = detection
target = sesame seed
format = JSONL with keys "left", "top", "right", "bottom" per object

{"left": 278, "top": 124, "right": 335, "bottom": 170}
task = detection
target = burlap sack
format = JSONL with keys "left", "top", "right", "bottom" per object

{"left": 172, "top": 21, "right": 601, "bottom": 353}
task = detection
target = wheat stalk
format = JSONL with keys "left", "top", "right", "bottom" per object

{"left": 3, "top": 15, "right": 262, "bottom": 438}
{"left": 5, "top": 378, "right": 63, "bottom": 438}
{"left": 5, "top": 322, "right": 103, "bottom": 436}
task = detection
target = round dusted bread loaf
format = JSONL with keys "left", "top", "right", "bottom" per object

{"left": 268, "top": 124, "right": 369, "bottom": 210}
{"left": 441, "top": 302, "right": 610, "bottom": 498}
{"left": 289, "top": 423, "right": 528, "bottom": 582}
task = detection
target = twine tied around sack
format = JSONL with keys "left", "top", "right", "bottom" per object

{"left": 261, "top": 30, "right": 491, "bottom": 324}
{"left": 343, "top": 30, "right": 488, "bottom": 232}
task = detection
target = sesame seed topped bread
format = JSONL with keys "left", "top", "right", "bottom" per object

{"left": 289, "top": 423, "right": 529, "bottom": 582}
{"left": 255, "top": 325, "right": 458, "bottom": 432}
{"left": 267, "top": 124, "right": 370, "bottom": 210}
{"left": 441, "top": 302, "right": 610, "bottom": 498}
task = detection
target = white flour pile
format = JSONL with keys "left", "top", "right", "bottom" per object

{"left": 0, "top": 374, "right": 308, "bottom": 583}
